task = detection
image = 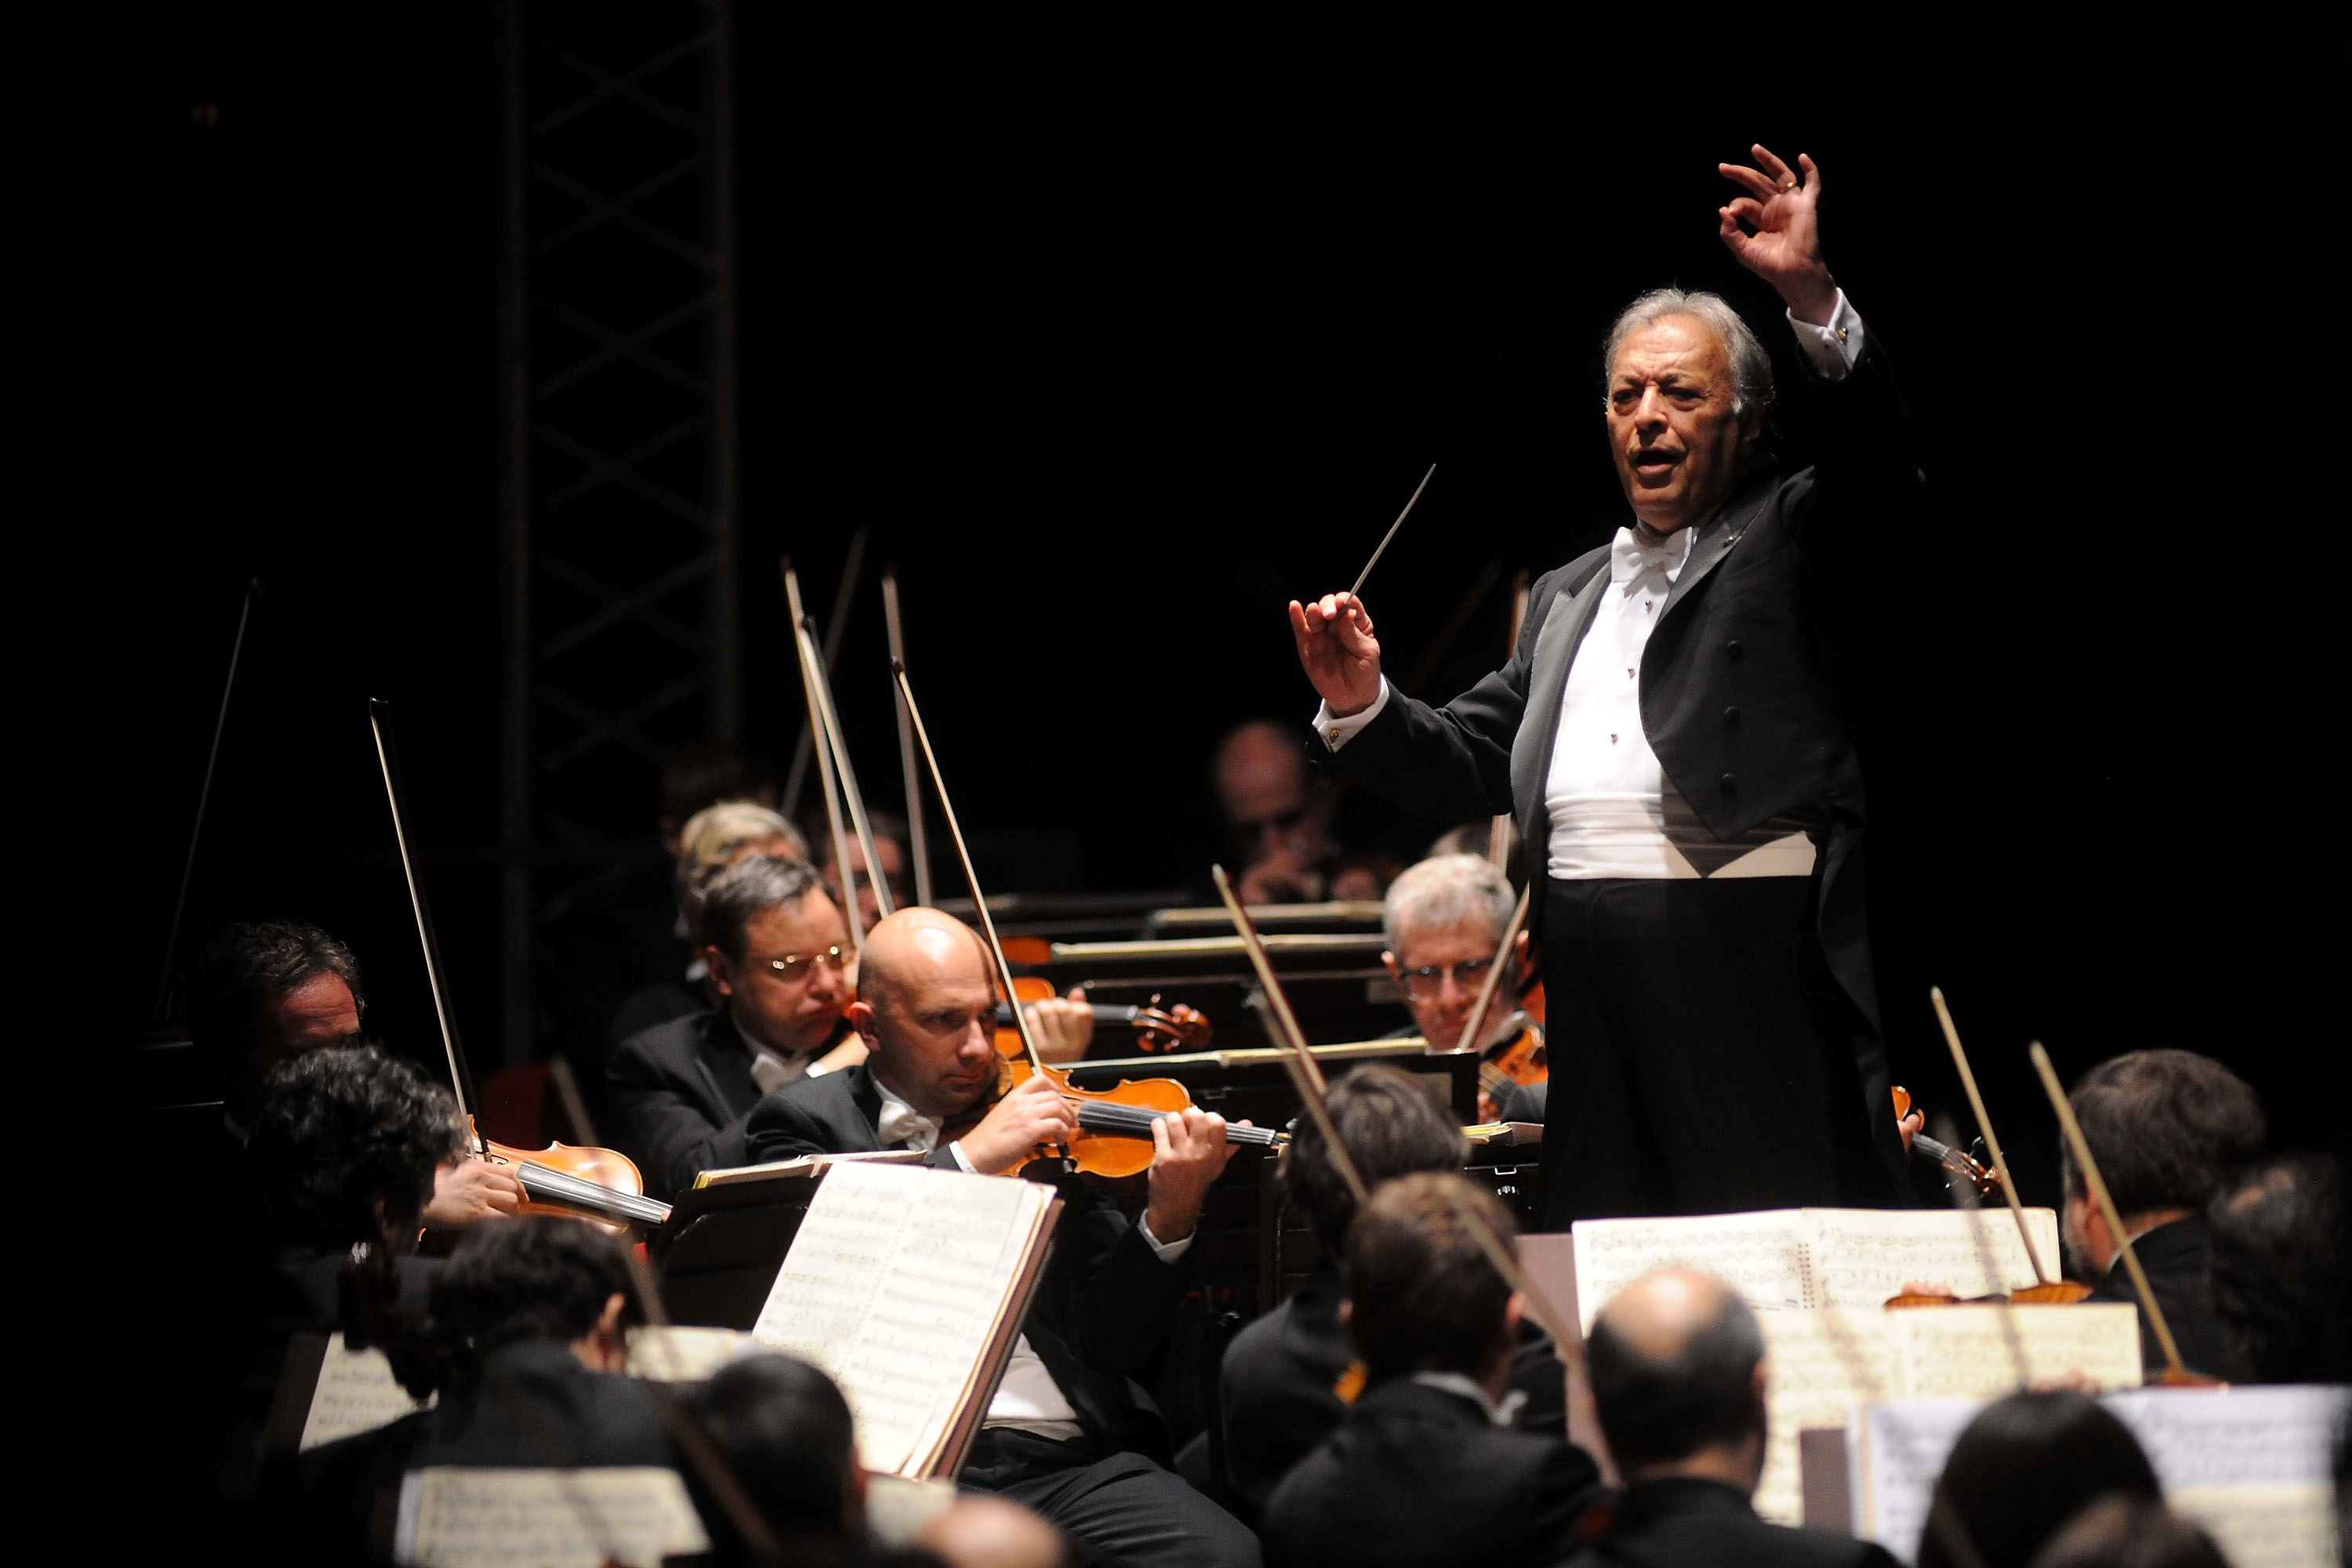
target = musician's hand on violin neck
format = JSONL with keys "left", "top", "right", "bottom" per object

{"left": 421, "top": 1156, "right": 523, "bottom": 1232}
{"left": 1143, "top": 1106, "right": 1243, "bottom": 1245}
{"left": 957, "top": 1071, "right": 1078, "bottom": 1175}
{"left": 1287, "top": 591, "right": 1383, "bottom": 717}
{"left": 1025, "top": 987, "right": 1095, "bottom": 1065}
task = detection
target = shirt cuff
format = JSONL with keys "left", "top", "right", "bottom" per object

{"left": 946, "top": 1140, "right": 977, "bottom": 1174}
{"left": 1311, "top": 676, "right": 1392, "bottom": 753}
{"left": 1137, "top": 1214, "right": 1194, "bottom": 1263}
{"left": 1786, "top": 289, "right": 1863, "bottom": 379}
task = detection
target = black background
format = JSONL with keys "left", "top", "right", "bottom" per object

{"left": 134, "top": 12, "right": 2347, "bottom": 1213}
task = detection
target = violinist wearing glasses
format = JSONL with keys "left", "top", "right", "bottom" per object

{"left": 1379, "top": 854, "right": 1544, "bottom": 1123}
{"left": 1293, "top": 145, "right": 1920, "bottom": 1226}
{"left": 604, "top": 854, "right": 866, "bottom": 1200}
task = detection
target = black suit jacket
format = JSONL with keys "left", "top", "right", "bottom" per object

{"left": 743, "top": 1064, "right": 1194, "bottom": 1461}
{"left": 1560, "top": 1476, "right": 1897, "bottom": 1568}
{"left": 1221, "top": 1263, "right": 1567, "bottom": 1516}
{"left": 607, "top": 1008, "right": 771, "bottom": 1201}
{"left": 2089, "top": 1216, "right": 2243, "bottom": 1381}
{"left": 289, "top": 1340, "right": 675, "bottom": 1559}
{"left": 1261, "top": 1377, "right": 1605, "bottom": 1568}
{"left": 1316, "top": 335, "right": 1918, "bottom": 1182}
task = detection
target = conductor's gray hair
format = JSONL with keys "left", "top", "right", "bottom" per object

{"left": 1383, "top": 853, "right": 1514, "bottom": 953}
{"left": 1602, "top": 289, "right": 1776, "bottom": 426}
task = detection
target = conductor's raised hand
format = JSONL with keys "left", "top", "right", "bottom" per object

{"left": 1287, "top": 591, "right": 1383, "bottom": 717}
{"left": 956, "top": 1069, "right": 1077, "bottom": 1175}
{"left": 1717, "top": 143, "right": 1838, "bottom": 325}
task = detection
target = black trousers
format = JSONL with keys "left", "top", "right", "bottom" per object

{"left": 963, "top": 1428, "right": 1261, "bottom": 1568}
{"left": 1531, "top": 874, "right": 1897, "bottom": 1230}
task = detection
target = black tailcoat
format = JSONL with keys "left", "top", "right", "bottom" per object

{"left": 1561, "top": 1475, "right": 1899, "bottom": 1568}
{"left": 606, "top": 1008, "right": 768, "bottom": 1201}
{"left": 1316, "top": 335, "right": 1919, "bottom": 1192}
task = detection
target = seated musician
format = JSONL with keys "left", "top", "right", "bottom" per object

{"left": 2060, "top": 1049, "right": 2265, "bottom": 1379}
{"left": 1261, "top": 1172, "right": 1604, "bottom": 1566}
{"left": 223, "top": 1045, "right": 466, "bottom": 1512}
{"left": 743, "top": 906, "right": 1261, "bottom": 1568}
{"left": 1219, "top": 1065, "right": 1564, "bottom": 1517}
{"left": 189, "top": 919, "right": 521, "bottom": 1232}
{"left": 606, "top": 799, "right": 810, "bottom": 1047}
{"left": 1912, "top": 1390, "right": 2161, "bottom": 1568}
{"left": 807, "top": 805, "right": 914, "bottom": 931}
{"left": 295, "top": 1217, "right": 674, "bottom": 1557}
{"left": 679, "top": 1352, "right": 1063, "bottom": 1567}
{"left": 1563, "top": 1268, "right": 1894, "bottom": 1568}
{"left": 608, "top": 855, "right": 858, "bottom": 1201}
{"left": 1377, "top": 854, "right": 1541, "bottom": 1121}
{"left": 2207, "top": 1152, "right": 2347, "bottom": 1384}
{"left": 1214, "top": 717, "right": 1390, "bottom": 904}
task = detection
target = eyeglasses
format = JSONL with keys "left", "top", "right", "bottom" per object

{"left": 764, "top": 945, "right": 848, "bottom": 978}
{"left": 1395, "top": 956, "right": 1494, "bottom": 1001}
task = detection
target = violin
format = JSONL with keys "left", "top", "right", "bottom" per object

{"left": 994, "top": 974, "right": 1212, "bottom": 1056}
{"left": 465, "top": 1116, "right": 669, "bottom": 1233}
{"left": 959, "top": 1033, "right": 1284, "bottom": 1182}
{"left": 1475, "top": 1020, "right": 1546, "bottom": 1123}
{"left": 1884, "top": 1085, "right": 2092, "bottom": 1308}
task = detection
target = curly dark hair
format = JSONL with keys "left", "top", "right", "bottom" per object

{"left": 1285, "top": 1063, "right": 1468, "bottom": 1251}
{"left": 430, "top": 1216, "right": 644, "bottom": 1358}
{"left": 245, "top": 1044, "right": 461, "bottom": 1248}
{"left": 185, "top": 919, "right": 366, "bottom": 1050}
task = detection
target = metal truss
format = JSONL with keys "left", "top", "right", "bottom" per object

{"left": 495, "top": 0, "right": 739, "bottom": 1062}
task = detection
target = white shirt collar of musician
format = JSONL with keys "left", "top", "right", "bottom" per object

{"left": 1410, "top": 1370, "right": 1526, "bottom": 1428}
{"left": 873, "top": 1076, "right": 942, "bottom": 1152}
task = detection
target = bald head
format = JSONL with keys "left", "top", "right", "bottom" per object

{"left": 849, "top": 907, "right": 1003, "bottom": 1118}
{"left": 1586, "top": 1268, "right": 1768, "bottom": 1486}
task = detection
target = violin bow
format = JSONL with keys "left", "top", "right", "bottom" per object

{"left": 880, "top": 568, "right": 935, "bottom": 908}
{"left": 154, "top": 576, "right": 263, "bottom": 1027}
{"left": 1349, "top": 463, "right": 1436, "bottom": 598}
{"left": 1929, "top": 986, "right": 2053, "bottom": 1286}
{"left": 780, "top": 528, "right": 867, "bottom": 822}
{"left": 890, "top": 659, "right": 1069, "bottom": 1167}
{"left": 1452, "top": 884, "right": 1532, "bottom": 1058}
{"left": 1212, "top": 865, "right": 1581, "bottom": 1363}
{"left": 797, "top": 613, "right": 895, "bottom": 921}
{"left": 368, "top": 698, "right": 487, "bottom": 1158}
{"left": 782, "top": 560, "right": 867, "bottom": 949}
{"left": 2028, "top": 1041, "right": 2190, "bottom": 1380}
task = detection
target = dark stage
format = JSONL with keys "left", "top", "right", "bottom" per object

{"left": 136, "top": 9, "right": 2347, "bottom": 1217}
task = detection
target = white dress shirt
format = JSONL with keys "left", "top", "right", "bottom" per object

{"left": 1316, "top": 295, "right": 1866, "bottom": 882}
{"left": 870, "top": 1069, "right": 1193, "bottom": 1441}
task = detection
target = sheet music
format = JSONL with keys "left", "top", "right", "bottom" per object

{"left": 300, "top": 1333, "right": 434, "bottom": 1450}
{"left": 751, "top": 1161, "right": 1051, "bottom": 1475}
{"left": 2171, "top": 1483, "right": 2339, "bottom": 1568}
{"left": 626, "top": 1325, "right": 755, "bottom": 1382}
{"left": 1855, "top": 1396, "right": 1981, "bottom": 1561}
{"left": 2103, "top": 1385, "right": 2350, "bottom": 1490}
{"left": 392, "top": 1466, "right": 707, "bottom": 1568}
{"left": 1753, "top": 1308, "right": 1896, "bottom": 1526}
{"left": 1889, "top": 1303, "right": 2142, "bottom": 1399}
{"left": 1570, "top": 1211, "right": 1813, "bottom": 1333}
{"left": 1806, "top": 1207, "right": 2060, "bottom": 1307}
{"left": 1858, "top": 1386, "right": 2352, "bottom": 1565}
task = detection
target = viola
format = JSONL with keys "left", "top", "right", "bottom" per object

{"left": 466, "top": 1116, "right": 670, "bottom": 1232}
{"left": 1893, "top": 1085, "right": 2002, "bottom": 1200}
{"left": 994, "top": 974, "right": 1212, "bottom": 1056}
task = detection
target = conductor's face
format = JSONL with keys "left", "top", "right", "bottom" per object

{"left": 1606, "top": 314, "right": 1752, "bottom": 535}
{"left": 851, "top": 911, "right": 1004, "bottom": 1119}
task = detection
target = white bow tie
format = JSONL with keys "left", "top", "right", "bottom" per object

{"left": 877, "top": 1097, "right": 942, "bottom": 1152}
{"left": 1610, "top": 525, "right": 1692, "bottom": 591}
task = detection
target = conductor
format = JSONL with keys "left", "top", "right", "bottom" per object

{"left": 1291, "top": 145, "right": 1918, "bottom": 1226}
